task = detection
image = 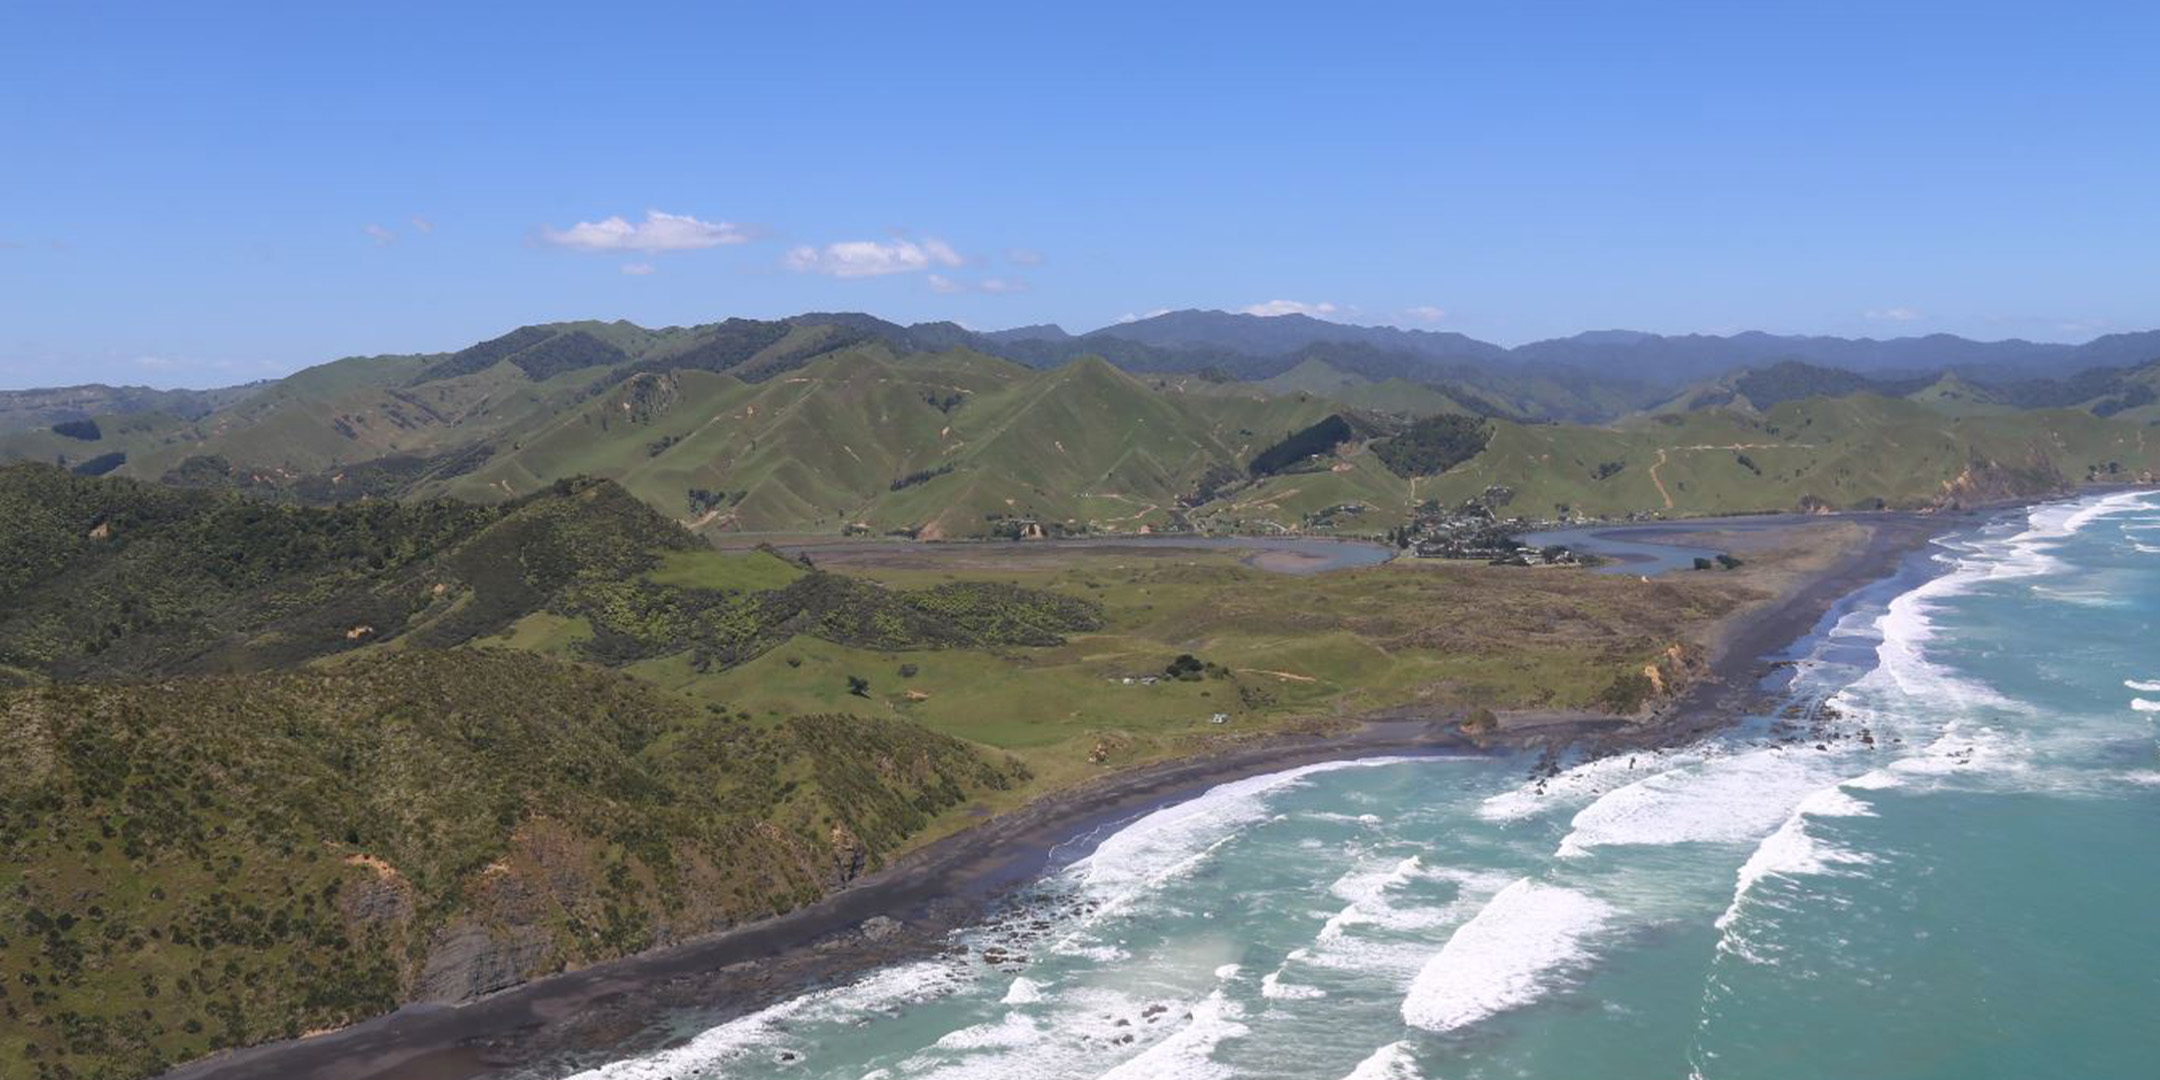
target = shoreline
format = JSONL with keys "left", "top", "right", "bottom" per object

{"left": 164, "top": 509, "right": 1965, "bottom": 1080}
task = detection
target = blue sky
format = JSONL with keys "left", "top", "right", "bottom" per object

{"left": 3, "top": 1, "right": 2156, "bottom": 388}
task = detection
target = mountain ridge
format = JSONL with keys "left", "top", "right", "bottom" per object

{"left": 3, "top": 312, "right": 2156, "bottom": 539}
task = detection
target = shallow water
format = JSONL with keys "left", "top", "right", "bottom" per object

{"left": 1053, "top": 535, "right": 1397, "bottom": 574}
{"left": 526, "top": 491, "right": 2160, "bottom": 1080}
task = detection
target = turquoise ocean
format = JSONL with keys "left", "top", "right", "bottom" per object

{"left": 525, "top": 490, "right": 2160, "bottom": 1080}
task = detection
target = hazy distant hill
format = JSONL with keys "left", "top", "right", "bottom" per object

{"left": 1082, "top": 309, "right": 1508, "bottom": 363}
{"left": 1058, "top": 312, "right": 2160, "bottom": 389}
{"left": 0, "top": 381, "right": 264, "bottom": 433}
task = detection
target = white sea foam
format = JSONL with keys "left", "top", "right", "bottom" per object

{"left": 1476, "top": 747, "right": 1694, "bottom": 822}
{"left": 561, "top": 960, "right": 965, "bottom": 1079}
{"left": 2125, "top": 679, "right": 2160, "bottom": 692}
{"left": 2030, "top": 584, "right": 2124, "bottom": 607}
{"left": 935, "top": 1011, "right": 1043, "bottom": 1050}
{"left": 2057, "top": 489, "right": 2155, "bottom": 533}
{"left": 1401, "top": 878, "right": 1613, "bottom": 1032}
{"left": 1715, "top": 786, "right": 1875, "bottom": 931}
{"left": 1709, "top": 787, "right": 1878, "bottom": 970}
{"left": 2133, "top": 699, "right": 2160, "bottom": 713}
{"left": 1001, "top": 976, "right": 1045, "bottom": 1005}
{"left": 1259, "top": 968, "right": 1328, "bottom": 1000}
{"left": 1096, "top": 990, "right": 1248, "bottom": 1080}
{"left": 1303, "top": 862, "right": 1513, "bottom": 980}
{"left": 1340, "top": 1041, "right": 1425, "bottom": 1080}
{"left": 1068, "top": 757, "right": 1421, "bottom": 911}
{"left": 1213, "top": 963, "right": 1243, "bottom": 980}
{"left": 881, "top": 986, "right": 1189, "bottom": 1080}
{"left": 1882, "top": 723, "right": 2023, "bottom": 780}
{"left": 1329, "top": 855, "right": 1427, "bottom": 909}
{"left": 1554, "top": 747, "right": 1847, "bottom": 858}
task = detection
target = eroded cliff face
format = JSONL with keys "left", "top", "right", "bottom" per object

{"left": 340, "top": 718, "right": 1026, "bottom": 1012}
{"left": 348, "top": 811, "right": 932, "bottom": 1007}
{"left": 1934, "top": 452, "right": 2068, "bottom": 510}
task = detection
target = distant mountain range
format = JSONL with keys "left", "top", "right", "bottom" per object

{"left": 0, "top": 380, "right": 266, "bottom": 433}
{"left": 1, "top": 309, "right": 2155, "bottom": 536}
{"left": 988, "top": 309, "right": 2160, "bottom": 387}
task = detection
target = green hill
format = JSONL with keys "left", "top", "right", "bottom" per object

{"left": 0, "top": 463, "right": 700, "bottom": 681}
{"left": 1255, "top": 358, "right": 1474, "bottom": 416}
{"left": 0, "top": 465, "right": 1119, "bottom": 1076}
{"left": 0, "top": 650, "right": 1026, "bottom": 1077}
{"left": 1195, "top": 394, "right": 2160, "bottom": 530}
{"left": 5, "top": 317, "right": 2157, "bottom": 539}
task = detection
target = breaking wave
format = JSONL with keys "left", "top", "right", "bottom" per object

{"left": 1401, "top": 878, "right": 1612, "bottom": 1032}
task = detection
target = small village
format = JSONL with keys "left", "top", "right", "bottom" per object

{"left": 1392, "top": 485, "right": 1591, "bottom": 566}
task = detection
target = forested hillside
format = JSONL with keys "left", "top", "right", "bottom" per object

{"left": 0, "top": 466, "right": 1113, "bottom": 1078}
{"left": 0, "top": 650, "right": 1027, "bottom": 1078}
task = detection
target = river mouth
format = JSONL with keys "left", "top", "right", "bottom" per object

{"left": 767, "top": 534, "right": 1400, "bottom": 576}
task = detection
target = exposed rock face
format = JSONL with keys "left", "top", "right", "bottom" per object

{"left": 414, "top": 922, "right": 555, "bottom": 1002}
{"left": 617, "top": 372, "right": 682, "bottom": 424}
{"left": 827, "top": 823, "right": 868, "bottom": 889}
{"left": 337, "top": 855, "right": 414, "bottom": 928}
{"left": 1935, "top": 453, "right": 2066, "bottom": 510}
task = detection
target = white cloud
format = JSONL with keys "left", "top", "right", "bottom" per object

{"left": 1115, "top": 308, "right": 1173, "bottom": 324}
{"left": 133, "top": 354, "right": 246, "bottom": 374}
{"left": 1007, "top": 248, "right": 1045, "bottom": 266}
{"left": 926, "top": 273, "right": 1030, "bottom": 295}
{"left": 1404, "top": 305, "right": 1447, "bottom": 323}
{"left": 542, "top": 209, "right": 752, "bottom": 253}
{"left": 1240, "top": 299, "right": 1338, "bottom": 318}
{"left": 365, "top": 223, "right": 396, "bottom": 245}
{"left": 784, "top": 236, "right": 964, "bottom": 277}
{"left": 410, "top": 215, "right": 435, "bottom": 234}
{"left": 620, "top": 262, "right": 656, "bottom": 276}
{"left": 1864, "top": 306, "right": 1923, "bottom": 322}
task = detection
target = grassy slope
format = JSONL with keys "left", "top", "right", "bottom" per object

{"left": 0, "top": 411, "right": 204, "bottom": 477}
{"left": 1203, "top": 396, "right": 2160, "bottom": 528}
{"left": 435, "top": 349, "right": 1336, "bottom": 538}
{"left": 9, "top": 317, "right": 2154, "bottom": 538}
{"left": 501, "top": 542, "right": 1764, "bottom": 797}
{"left": 1256, "top": 359, "right": 1471, "bottom": 416}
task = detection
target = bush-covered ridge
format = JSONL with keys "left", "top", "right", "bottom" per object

{"left": 0, "top": 649, "right": 1024, "bottom": 1078}
{"left": 569, "top": 568, "right": 1106, "bottom": 668}
{"left": 1371, "top": 414, "right": 1492, "bottom": 477}
{"left": 0, "top": 464, "right": 693, "bottom": 679}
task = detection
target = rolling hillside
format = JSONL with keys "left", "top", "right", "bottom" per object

{"left": 1192, "top": 394, "right": 2160, "bottom": 529}
{"left": 2, "top": 314, "right": 2157, "bottom": 539}
{"left": 0, "top": 382, "right": 264, "bottom": 433}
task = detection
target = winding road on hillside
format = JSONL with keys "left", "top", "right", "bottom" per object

{"left": 1645, "top": 442, "right": 1818, "bottom": 510}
